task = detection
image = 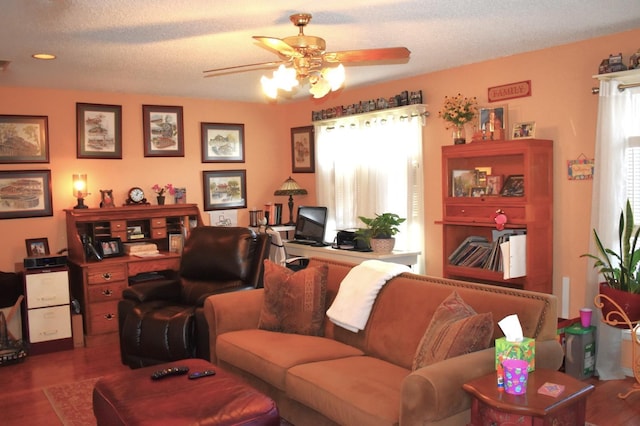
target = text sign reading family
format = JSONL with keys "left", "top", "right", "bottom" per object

{"left": 488, "top": 80, "right": 532, "bottom": 103}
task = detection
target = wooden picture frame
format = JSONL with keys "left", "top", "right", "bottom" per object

{"left": 477, "top": 105, "right": 507, "bottom": 141}
{"left": 512, "top": 121, "right": 536, "bottom": 139}
{"left": 201, "top": 122, "right": 245, "bottom": 163}
{"left": 291, "top": 126, "right": 315, "bottom": 173}
{"left": 0, "top": 115, "right": 49, "bottom": 163}
{"left": 143, "top": 105, "right": 184, "bottom": 157}
{"left": 76, "top": 103, "right": 122, "bottom": 159}
{"left": 168, "top": 233, "right": 184, "bottom": 254}
{"left": 25, "top": 237, "right": 50, "bottom": 256}
{"left": 96, "top": 237, "right": 124, "bottom": 259}
{"left": 0, "top": 170, "right": 53, "bottom": 219}
{"left": 486, "top": 175, "right": 503, "bottom": 195}
{"left": 451, "top": 169, "right": 476, "bottom": 197}
{"left": 202, "top": 169, "right": 247, "bottom": 210}
{"left": 500, "top": 174, "right": 525, "bottom": 197}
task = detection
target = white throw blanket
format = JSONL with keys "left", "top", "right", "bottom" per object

{"left": 327, "top": 260, "right": 410, "bottom": 332}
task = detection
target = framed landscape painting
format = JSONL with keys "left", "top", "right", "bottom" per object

{"left": 201, "top": 122, "right": 245, "bottom": 163}
{"left": 143, "top": 105, "right": 184, "bottom": 157}
{"left": 76, "top": 103, "right": 122, "bottom": 159}
{"left": 0, "top": 115, "right": 49, "bottom": 163}
{"left": 202, "top": 170, "right": 247, "bottom": 210}
{"left": 0, "top": 170, "right": 53, "bottom": 219}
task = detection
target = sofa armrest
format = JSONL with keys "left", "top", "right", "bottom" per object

{"left": 400, "top": 339, "right": 564, "bottom": 424}
{"left": 203, "top": 288, "right": 264, "bottom": 364}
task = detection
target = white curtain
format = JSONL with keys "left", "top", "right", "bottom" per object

{"left": 315, "top": 114, "right": 425, "bottom": 273}
{"left": 589, "top": 78, "right": 640, "bottom": 380}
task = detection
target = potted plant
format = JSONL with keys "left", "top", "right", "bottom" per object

{"left": 582, "top": 199, "right": 640, "bottom": 327}
{"left": 355, "top": 213, "right": 406, "bottom": 253}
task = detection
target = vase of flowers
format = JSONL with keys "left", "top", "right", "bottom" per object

{"left": 438, "top": 93, "right": 478, "bottom": 145}
{"left": 152, "top": 184, "right": 175, "bottom": 205}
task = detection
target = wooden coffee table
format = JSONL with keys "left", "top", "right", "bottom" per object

{"left": 463, "top": 368, "right": 594, "bottom": 425}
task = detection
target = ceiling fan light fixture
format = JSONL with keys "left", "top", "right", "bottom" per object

{"left": 324, "top": 64, "right": 345, "bottom": 91}
{"left": 309, "top": 76, "right": 331, "bottom": 99}
{"left": 261, "top": 64, "right": 299, "bottom": 98}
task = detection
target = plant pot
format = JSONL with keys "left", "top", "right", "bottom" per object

{"left": 598, "top": 283, "right": 640, "bottom": 328}
{"left": 370, "top": 237, "right": 395, "bottom": 253}
{"left": 156, "top": 195, "right": 165, "bottom": 205}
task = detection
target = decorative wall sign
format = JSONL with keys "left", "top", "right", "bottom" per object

{"left": 567, "top": 154, "right": 594, "bottom": 180}
{"left": 488, "top": 80, "right": 531, "bottom": 103}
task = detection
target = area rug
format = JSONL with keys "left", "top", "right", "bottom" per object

{"left": 43, "top": 377, "right": 99, "bottom": 426}
{"left": 44, "top": 376, "right": 294, "bottom": 425}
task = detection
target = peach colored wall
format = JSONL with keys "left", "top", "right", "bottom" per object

{"left": 1, "top": 28, "right": 638, "bottom": 319}
{"left": 281, "top": 28, "right": 640, "bottom": 317}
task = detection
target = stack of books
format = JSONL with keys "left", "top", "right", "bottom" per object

{"left": 448, "top": 229, "right": 526, "bottom": 273}
{"left": 123, "top": 242, "right": 159, "bottom": 256}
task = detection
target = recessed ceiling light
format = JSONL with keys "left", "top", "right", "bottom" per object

{"left": 32, "top": 53, "right": 56, "bottom": 60}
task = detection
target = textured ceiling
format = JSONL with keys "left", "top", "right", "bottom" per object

{"left": 1, "top": 0, "right": 639, "bottom": 103}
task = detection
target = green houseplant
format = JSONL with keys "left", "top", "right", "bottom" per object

{"left": 356, "top": 212, "right": 406, "bottom": 253}
{"left": 582, "top": 199, "right": 640, "bottom": 326}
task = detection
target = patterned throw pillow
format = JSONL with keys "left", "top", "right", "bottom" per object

{"left": 412, "top": 291, "right": 493, "bottom": 370}
{"left": 258, "top": 260, "right": 328, "bottom": 336}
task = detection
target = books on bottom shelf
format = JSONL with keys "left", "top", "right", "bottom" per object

{"left": 448, "top": 229, "right": 526, "bottom": 277}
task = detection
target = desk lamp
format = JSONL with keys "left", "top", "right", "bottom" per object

{"left": 274, "top": 176, "right": 307, "bottom": 225}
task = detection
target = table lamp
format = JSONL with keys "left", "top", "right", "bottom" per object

{"left": 72, "top": 174, "right": 88, "bottom": 209}
{"left": 274, "top": 176, "right": 307, "bottom": 225}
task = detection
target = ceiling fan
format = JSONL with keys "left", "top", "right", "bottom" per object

{"left": 202, "top": 13, "right": 411, "bottom": 99}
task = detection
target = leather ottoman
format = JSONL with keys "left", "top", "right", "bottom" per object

{"left": 93, "top": 358, "right": 280, "bottom": 425}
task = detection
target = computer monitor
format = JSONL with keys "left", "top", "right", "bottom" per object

{"left": 293, "top": 206, "right": 328, "bottom": 243}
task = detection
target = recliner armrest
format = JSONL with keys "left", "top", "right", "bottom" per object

{"left": 122, "top": 279, "right": 182, "bottom": 303}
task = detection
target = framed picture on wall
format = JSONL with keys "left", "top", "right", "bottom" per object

{"left": 76, "top": 103, "right": 122, "bottom": 159}
{"left": 202, "top": 169, "right": 247, "bottom": 210}
{"left": 143, "top": 105, "right": 184, "bottom": 157}
{"left": 201, "top": 122, "right": 245, "bottom": 162}
{"left": 0, "top": 170, "right": 53, "bottom": 219}
{"left": 0, "top": 115, "right": 49, "bottom": 163}
{"left": 291, "top": 126, "right": 315, "bottom": 173}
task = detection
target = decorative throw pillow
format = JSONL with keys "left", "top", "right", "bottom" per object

{"left": 258, "top": 260, "right": 328, "bottom": 336}
{"left": 412, "top": 291, "right": 493, "bottom": 370}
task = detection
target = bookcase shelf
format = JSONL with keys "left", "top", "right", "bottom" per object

{"left": 440, "top": 139, "right": 553, "bottom": 293}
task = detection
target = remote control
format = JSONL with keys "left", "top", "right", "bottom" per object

{"left": 151, "top": 366, "right": 189, "bottom": 380}
{"left": 188, "top": 370, "right": 216, "bottom": 380}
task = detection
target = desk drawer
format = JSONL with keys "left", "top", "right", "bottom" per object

{"left": 27, "top": 305, "right": 72, "bottom": 343}
{"left": 128, "top": 257, "right": 180, "bottom": 276}
{"left": 88, "top": 281, "right": 126, "bottom": 303}
{"left": 445, "top": 205, "right": 525, "bottom": 222}
{"left": 150, "top": 228, "right": 167, "bottom": 239}
{"left": 87, "top": 264, "right": 127, "bottom": 285}
{"left": 88, "top": 301, "right": 119, "bottom": 335}
{"left": 151, "top": 217, "right": 166, "bottom": 228}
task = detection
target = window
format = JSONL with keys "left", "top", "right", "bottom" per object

{"left": 626, "top": 136, "right": 640, "bottom": 214}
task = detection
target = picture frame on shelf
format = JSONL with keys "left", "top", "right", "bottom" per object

{"left": 202, "top": 169, "right": 247, "bottom": 210}
{"left": 500, "top": 174, "right": 525, "bottom": 197}
{"left": 477, "top": 105, "right": 507, "bottom": 141}
{"left": 96, "top": 237, "right": 124, "bottom": 259}
{"left": 0, "top": 170, "right": 53, "bottom": 219}
{"left": 486, "top": 175, "right": 503, "bottom": 195}
{"left": 291, "top": 126, "right": 315, "bottom": 173}
{"left": 76, "top": 103, "right": 122, "bottom": 159}
{"left": 168, "top": 233, "right": 184, "bottom": 254}
{"left": 201, "top": 122, "right": 245, "bottom": 163}
{"left": 143, "top": 105, "right": 184, "bottom": 157}
{"left": 471, "top": 187, "right": 487, "bottom": 197}
{"left": 452, "top": 169, "right": 476, "bottom": 197}
{"left": 512, "top": 121, "right": 536, "bottom": 139}
{"left": 0, "top": 115, "right": 49, "bottom": 163}
{"left": 25, "top": 237, "right": 49, "bottom": 257}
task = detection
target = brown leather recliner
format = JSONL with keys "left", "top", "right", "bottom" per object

{"left": 118, "top": 226, "right": 270, "bottom": 368}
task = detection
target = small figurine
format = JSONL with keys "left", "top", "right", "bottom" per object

{"left": 493, "top": 209, "right": 508, "bottom": 231}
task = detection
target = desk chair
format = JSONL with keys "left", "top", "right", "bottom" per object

{"left": 266, "top": 227, "right": 308, "bottom": 271}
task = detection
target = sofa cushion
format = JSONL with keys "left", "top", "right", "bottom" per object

{"left": 258, "top": 260, "right": 328, "bottom": 336}
{"left": 287, "top": 356, "right": 409, "bottom": 426}
{"left": 217, "top": 329, "right": 363, "bottom": 391}
{"left": 412, "top": 291, "right": 493, "bottom": 370}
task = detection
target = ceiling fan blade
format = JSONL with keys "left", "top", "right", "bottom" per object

{"left": 252, "top": 36, "right": 303, "bottom": 58}
{"left": 324, "top": 47, "right": 410, "bottom": 63}
{"left": 203, "top": 60, "right": 286, "bottom": 77}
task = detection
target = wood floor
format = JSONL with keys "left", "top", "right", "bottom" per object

{"left": 0, "top": 341, "right": 639, "bottom": 425}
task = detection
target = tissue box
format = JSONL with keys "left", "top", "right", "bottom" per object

{"left": 495, "top": 337, "right": 536, "bottom": 372}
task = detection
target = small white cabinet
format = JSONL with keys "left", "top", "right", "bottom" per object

{"left": 24, "top": 267, "right": 73, "bottom": 354}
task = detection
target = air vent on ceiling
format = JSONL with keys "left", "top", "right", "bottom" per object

{"left": 0, "top": 60, "right": 10, "bottom": 71}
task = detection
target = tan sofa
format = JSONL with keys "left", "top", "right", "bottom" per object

{"left": 204, "top": 258, "right": 563, "bottom": 426}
